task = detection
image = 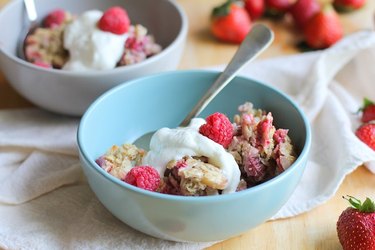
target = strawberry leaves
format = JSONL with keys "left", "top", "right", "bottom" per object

{"left": 337, "top": 196, "right": 375, "bottom": 250}
{"left": 344, "top": 195, "right": 375, "bottom": 213}
{"left": 212, "top": 0, "right": 233, "bottom": 17}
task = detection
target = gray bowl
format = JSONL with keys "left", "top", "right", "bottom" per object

{"left": 0, "top": 0, "right": 188, "bottom": 116}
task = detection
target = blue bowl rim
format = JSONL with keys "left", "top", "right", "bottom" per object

{"left": 77, "top": 69, "right": 312, "bottom": 203}
{"left": 0, "top": 0, "right": 189, "bottom": 76}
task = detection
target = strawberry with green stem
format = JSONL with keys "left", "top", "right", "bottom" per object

{"left": 211, "top": 0, "right": 252, "bottom": 44}
{"left": 333, "top": 0, "right": 367, "bottom": 12}
{"left": 359, "top": 98, "right": 375, "bottom": 123}
{"left": 265, "top": 0, "right": 295, "bottom": 18}
{"left": 336, "top": 196, "right": 375, "bottom": 250}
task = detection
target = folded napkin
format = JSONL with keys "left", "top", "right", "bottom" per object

{"left": 1, "top": 30, "right": 375, "bottom": 249}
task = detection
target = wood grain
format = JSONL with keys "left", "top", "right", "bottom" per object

{"left": 0, "top": 0, "right": 374, "bottom": 249}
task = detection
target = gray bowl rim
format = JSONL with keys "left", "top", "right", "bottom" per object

{"left": 0, "top": 0, "right": 188, "bottom": 76}
{"left": 77, "top": 69, "right": 312, "bottom": 203}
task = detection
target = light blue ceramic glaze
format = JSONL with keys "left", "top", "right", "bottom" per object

{"left": 77, "top": 70, "right": 311, "bottom": 242}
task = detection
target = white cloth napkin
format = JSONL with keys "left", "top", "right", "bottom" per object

{"left": 1, "top": 30, "right": 375, "bottom": 249}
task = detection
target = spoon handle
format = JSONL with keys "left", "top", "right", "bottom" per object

{"left": 24, "top": 0, "right": 38, "bottom": 22}
{"left": 18, "top": 0, "right": 38, "bottom": 59}
{"left": 179, "top": 23, "right": 274, "bottom": 127}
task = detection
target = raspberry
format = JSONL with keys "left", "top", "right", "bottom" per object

{"left": 199, "top": 112, "right": 234, "bottom": 148}
{"left": 43, "top": 9, "right": 66, "bottom": 28}
{"left": 98, "top": 6, "right": 130, "bottom": 35}
{"left": 123, "top": 166, "right": 160, "bottom": 191}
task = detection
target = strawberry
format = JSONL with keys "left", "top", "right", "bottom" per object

{"left": 303, "top": 4, "right": 343, "bottom": 49}
{"left": 244, "top": 0, "right": 265, "bottom": 20}
{"left": 355, "top": 122, "right": 375, "bottom": 151}
{"left": 333, "top": 0, "right": 367, "bottom": 12}
{"left": 98, "top": 6, "right": 130, "bottom": 35}
{"left": 265, "top": 0, "right": 296, "bottom": 17}
{"left": 289, "top": 0, "right": 320, "bottom": 29}
{"left": 336, "top": 196, "right": 375, "bottom": 250}
{"left": 211, "top": 1, "right": 252, "bottom": 44}
{"left": 359, "top": 98, "right": 375, "bottom": 123}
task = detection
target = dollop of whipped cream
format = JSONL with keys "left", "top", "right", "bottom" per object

{"left": 63, "top": 10, "right": 127, "bottom": 71}
{"left": 142, "top": 118, "right": 241, "bottom": 194}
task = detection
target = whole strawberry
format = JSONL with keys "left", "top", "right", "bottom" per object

{"left": 333, "top": 0, "right": 367, "bottom": 12}
{"left": 355, "top": 122, "right": 375, "bottom": 151}
{"left": 211, "top": 1, "right": 252, "bottom": 44}
{"left": 244, "top": 0, "right": 265, "bottom": 20}
{"left": 359, "top": 98, "right": 375, "bottom": 123}
{"left": 303, "top": 4, "right": 343, "bottom": 49}
{"left": 289, "top": 0, "right": 320, "bottom": 29}
{"left": 337, "top": 196, "right": 375, "bottom": 250}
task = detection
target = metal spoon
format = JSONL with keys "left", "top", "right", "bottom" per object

{"left": 134, "top": 23, "right": 274, "bottom": 150}
{"left": 18, "top": 0, "right": 38, "bottom": 59}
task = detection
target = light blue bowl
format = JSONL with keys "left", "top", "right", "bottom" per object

{"left": 77, "top": 70, "right": 311, "bottom": 242}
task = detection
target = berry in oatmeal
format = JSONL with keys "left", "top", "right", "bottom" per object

{"left": 228, "top": 102, "right": 297, "bottom": 187}
{"left": 98, "top": 6, "right": 130, "bottom": 35}
{"left": 24, "top": 7, "right": 161, "bottom": 70}
{"left": 24, "top": 10, "right": 73, "bottom": 68}
{"left": 124, "top": 165, "right": 160, "bottom": 192}
{"left": 142, "top": 117, "right": 241, "bottom": 194}
{"left": 199, "top": 112, "right": 234, "bottom": 148}
{"left": 43, "top": 9, "right": 68, "bottom": 28}
{"left": 96, "top": 102, "right": 297, "bottom": 196}
{"left": 161, "top": 156, "right": 229, "bottom": 196}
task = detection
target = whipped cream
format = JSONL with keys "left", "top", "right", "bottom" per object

{"left": 63, "top": 10, "right": 127, "bottom": 71}
{"left": 142, "top": 118, "right": 241, "bottom": 194}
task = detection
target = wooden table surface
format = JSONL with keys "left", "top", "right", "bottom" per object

{"left": 1, "top": 0, "right": 374, "bottom": 249}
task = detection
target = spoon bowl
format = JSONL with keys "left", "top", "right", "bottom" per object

{"left": 133, "top": 23, "right": 274, "bottom": 149}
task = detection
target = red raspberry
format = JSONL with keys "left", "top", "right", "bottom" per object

{"left": 43, "top": 9, "right": 66, "bottom": 28}
{"left": 98, "top": 6, "right": 130, "bottom": 35}
{"left": 123, "top": 166, "right": 160, "bottom": 191}
{"left": 199, "top": 112, "right": 234, "bottom": 148}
